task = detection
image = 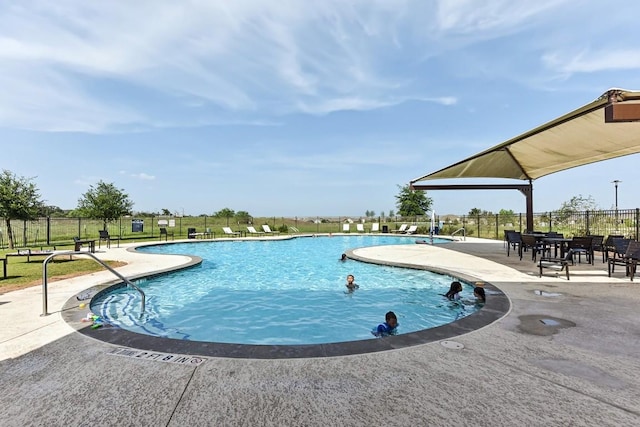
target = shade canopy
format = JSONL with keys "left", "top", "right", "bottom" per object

{"left": 411, "top": 88, "right": 640, "bottom": 183}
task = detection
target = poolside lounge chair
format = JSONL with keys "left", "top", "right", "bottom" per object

{"left": 371, "top": 223, "right": 380, "bottom": 233}
{"left": 539, "top": 249, "right": 573, "bottom": 280}
{"left": 405, "top": 225, "right": 418, "bottom": 234}
{"left": 393, "top": 224, "right": 408, "bottom": 233}
{"left": 247, "top": 226, "right": 264, "bottom": 236}
{"left": 356, "top": 224, "right": 365, "bottom": 233}
{"left": 342, "top": 223, "right": 350, "bottom": 233}
{"left": 222, "top": 227, "right": 242, "bottom": 237}
{"left": 262, "top": 224, "right": 280, "bottom": 235}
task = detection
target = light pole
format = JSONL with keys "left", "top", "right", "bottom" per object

{"left": 612, "top": 180, "right": 621, "bottom": 210}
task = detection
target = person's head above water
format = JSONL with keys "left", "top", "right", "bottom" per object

{"left": 340, "top": 253, "right": 347, "bottom": 261}
{"left": 385, "top": 311, "right": 398, "bottom": 328}
{"left": 474, "top": 286, "right": 486, "bottom": 303}
{"left": 445, "top": 281, "right": 463, "bottom": 300}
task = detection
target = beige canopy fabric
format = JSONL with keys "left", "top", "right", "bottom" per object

{"left": 411, "top": 88, "right": 640, "bottom": 183}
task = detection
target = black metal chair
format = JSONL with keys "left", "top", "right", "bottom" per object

{"left": 608, "top": 239, "right": 638, "bottom": 281}
{"left": 586, "top": 235, "right": 605, "bottom": 263}
{"left": 159, "top": 227, "right": 174, "bottom": 241}
{"left": 505, "top": 231, "right": 522, "bottom": 259}
{"left": 539, "top": 249, "right": 573, "bottom": 280}
{"left": 603, "top": 235, "right": 624, "bottom": 262}
{"left": 521, "top": 234, "right": 548, "bottom": 262}
{"left": 567, "top": 236, "right": 593, "bottom": 264}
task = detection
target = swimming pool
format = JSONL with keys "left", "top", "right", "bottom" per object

{"left": 91, "top": 235, "right": 481, "bottom": 345}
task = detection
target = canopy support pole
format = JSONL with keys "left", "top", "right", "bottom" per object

{"left": 409, "top": 182, "right": 534, "bottom": 232}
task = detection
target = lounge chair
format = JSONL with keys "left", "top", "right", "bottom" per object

{"left": 405, "top": 225, "right": 418, "bottom": 234}
{"left": 247, "top": 226, "right": 264, "bottom": 236}
{"left": 539, "top": 249, "right": 573, "bottom": 280}
{"left": 222, "top": 227, "right": 242, "bottom": 237}
{"left": 342, "top": 223, "right": 350, "bottom": 233}
{"left": 371, "top": 223, "right": 380, "bottom": 233}
{"left": 262, "top": 224, "right": 280, "bottom": 235}
{"left": 393, "top": 224, "right": 408, "bottom": 233}
{"left": 356, "top": 224, "right": 365, "bottom": 233}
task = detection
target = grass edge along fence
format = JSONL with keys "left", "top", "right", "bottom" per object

{"left": 0, "top": 209, "right": 638, "bottom": 249}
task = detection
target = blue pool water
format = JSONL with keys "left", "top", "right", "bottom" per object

{"left": 92, "top": 235, "right": 480, "bottom": 345}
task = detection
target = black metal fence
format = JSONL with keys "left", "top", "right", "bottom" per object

{"left": 1, "top": 209, "right": 638, "bottom": 249}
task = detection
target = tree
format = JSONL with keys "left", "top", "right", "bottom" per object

{"left": 215, "top": 208, "right": 235, "bottom": 226}
{"left": 77, "top": 181, "right": 133, "bottom": 230}
{"left": 556, "top": 195, "right": 598, "bottom": 223}
{"left": 388, "top": 210, "right": 395, "bottom": 218}
{"left": 468, "top": 208, "right": 482, "bottom": 216}
{"left": 498, "top": 209, "right": 515, "bottom": 225}
{"left": 235, "top": 211, "right": 251, "bottom": 224}
{"left": 395, "top": 184, "right": 432, "bottom": 217}
{"left": 161, "top": 208, "right": 172, "bottom": 216}
{"left": 0, "top": 170, "right": 44, "bottom": 249}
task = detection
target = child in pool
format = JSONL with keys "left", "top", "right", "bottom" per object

{"left": 444, "top": 281, "right": 463, "bottom": 301}
{"left": 473, "top": 286, "right": 486, "bottom": 303}
{"left": 345, "top": 274, "right": 359, "bottom": 291}
{"left": 372, "top": 311, "right": 398, "bottom": 337}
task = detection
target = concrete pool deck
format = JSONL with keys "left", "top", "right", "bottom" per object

{"left": 1, "top": 236, "right": 639, "bottom": 426}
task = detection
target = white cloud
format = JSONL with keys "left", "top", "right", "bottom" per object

{"left": 131, "top": 173, "right": 156, "bottom": 181}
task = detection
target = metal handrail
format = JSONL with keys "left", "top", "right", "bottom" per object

{"left": 41, "top": 251, "right": 145, "bottom": 316}
{"left": 451, "top": 228, "right": 466, "bottom": 241}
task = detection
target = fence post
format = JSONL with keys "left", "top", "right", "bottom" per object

{"left": 586, "top": 210, "right": 590, "bottom": 235}
{"left": 495, "top": 214, "right": 499, "bottom": 240}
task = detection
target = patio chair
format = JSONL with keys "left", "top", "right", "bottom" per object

{"left": 262, "top": 224, "right": 280, "bottom": 235}
{"left": 608, "top": 239, "right": 638, "bottom": 280}
{"left": 356, "top": 223, "right": 365, "bottom": 233}
{"left": 505, "top": 231, "right": 522, "bottom": 259}
{"left": 568, "top": 236, "right": 594, "bottom": 264}
{"left": 521, "top": 233, "right": 547, "bottom": 262}
{"left": 539, "top": 249, "right": 573, "bottom": 280}
{"left": 586, "top": 235, "right": 605, "bottom": 262}
{"left": 342, "top": 223, "right": 350, "bottom": 233}
{"left": 222, "top": 227, "right": 242, "bottom": 237}
{"left": 370, "top": 223, "right": 380, "bottom": 233}
{"left": 98, "top": 230, "right": 110, "bottom": 248}
{"left": 603, "top": 235, "right": 624, "bottom": 262}
{"left": 247, "top": 226, "right": 264, "bottom": 236}
{"left": 393, "top": 224, "right": 408, "bottom": 233}
{"left": 159, "top": 227, "right": 174, "bottom": 241}
{"left": 405, "top": 225, "right": 418, "bottom": 234}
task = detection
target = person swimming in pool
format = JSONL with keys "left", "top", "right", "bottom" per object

{"left": 444, "top": 281, "right": 463, "bottom": 301}
{"left": 345, "top": 274, "right": 359, "bottom": 291}
{"left": 372, "top": 311, "right": 398, "bottom": 337}
{"left": 340, "top": 253, "right": 347, "bottom": 262}
{"left": 473, "top": 286, "right": 486, "bottom": 304}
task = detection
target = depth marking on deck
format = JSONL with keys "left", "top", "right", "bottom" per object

{"left": 107, "top": 347, "right": 207, "bottom": 365}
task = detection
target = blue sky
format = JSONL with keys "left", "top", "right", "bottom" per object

{"left": 1, "top": 1, "right": 639, "bottom": 218}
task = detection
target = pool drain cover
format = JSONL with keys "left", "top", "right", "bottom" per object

{"left": 441, "top": 340, "right": 464, "bottom": 350}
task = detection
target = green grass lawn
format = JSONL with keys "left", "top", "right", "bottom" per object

{"left": 0, "top": 251, "right": 124, "bottom": 294}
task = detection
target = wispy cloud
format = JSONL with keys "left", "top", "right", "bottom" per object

{"left": 0, "top": 0, "right": 636, "bottom": 134}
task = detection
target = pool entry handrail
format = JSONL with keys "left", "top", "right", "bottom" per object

{"left": 41, "top": 251, "right": 145, "bottom": 316}
{"left": 451, "top": 228, "right": 466, "bottom": 241}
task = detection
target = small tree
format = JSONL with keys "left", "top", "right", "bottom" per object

{"left": 556, "top": 195, "right": 598, "bottom": 223}
{"left": 0, "top": 170, "right": 44, "bottom": 249}
{"left": 77, "top": 181, "right": 133, "bottom": 230}
{"left": 235, "top": 211, "right": 251, "bottom": 224}
{"left": 215, "top": 208, "right": 235, "bottom": 226}
{"left": 395, "top": 184, "right": 432, "bottom": 217}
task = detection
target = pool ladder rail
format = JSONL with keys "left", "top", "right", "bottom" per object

{"left": 41, "top": 251, "right": 145, "bottom": 317}
{"left": 451, "top": 228, "right": 466, "bottom": 241}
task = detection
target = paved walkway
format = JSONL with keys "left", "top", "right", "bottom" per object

{"left": 1, "top": 237, "right": 639, "bottom": 426}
